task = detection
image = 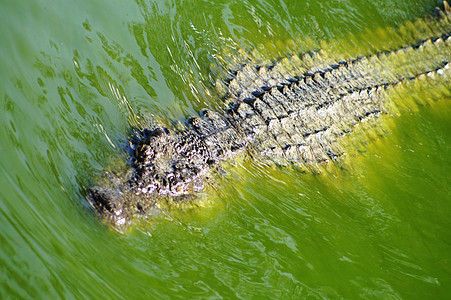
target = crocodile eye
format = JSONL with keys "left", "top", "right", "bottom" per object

{"left": 200, "top": 109, "right": 213, "bottom": 118}
{"left": 188, "top": 117, "right": 201, "bottom": 127}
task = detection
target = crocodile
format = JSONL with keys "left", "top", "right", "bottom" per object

{"left": 87, "top": 2, "right": 451, "bottom": 231}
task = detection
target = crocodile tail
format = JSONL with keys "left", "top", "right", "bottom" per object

{"left": 222, "top": 1, "right": 450, "bottom": 100}
{"left": 219, "top": 4, "right": 450, "bottom": 169}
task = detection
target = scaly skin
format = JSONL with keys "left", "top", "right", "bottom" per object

{"left": 87, "top": 3, "right": 451, "bottom": 231}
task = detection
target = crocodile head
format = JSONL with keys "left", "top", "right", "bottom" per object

{"left": 86, "top": 126, "right": 216, "bottom": 231}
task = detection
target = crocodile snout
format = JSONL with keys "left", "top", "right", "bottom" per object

{"left": 87, "top": 186, "right": 130, "bottom": 230}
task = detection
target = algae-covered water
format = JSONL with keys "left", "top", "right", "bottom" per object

{"left": 1, "top": 0, "right": 450, "bottom": 298}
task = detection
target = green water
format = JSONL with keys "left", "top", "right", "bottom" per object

{"left": 1, "top": 0, "right": 450, "bottom": 298}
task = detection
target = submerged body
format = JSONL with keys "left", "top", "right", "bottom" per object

{"left": 88, "top": 3, "right": 451, "bottom": 230}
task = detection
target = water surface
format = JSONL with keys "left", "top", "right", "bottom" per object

{"left": 0, "top": 0, "right": 449, "bottom": 298}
